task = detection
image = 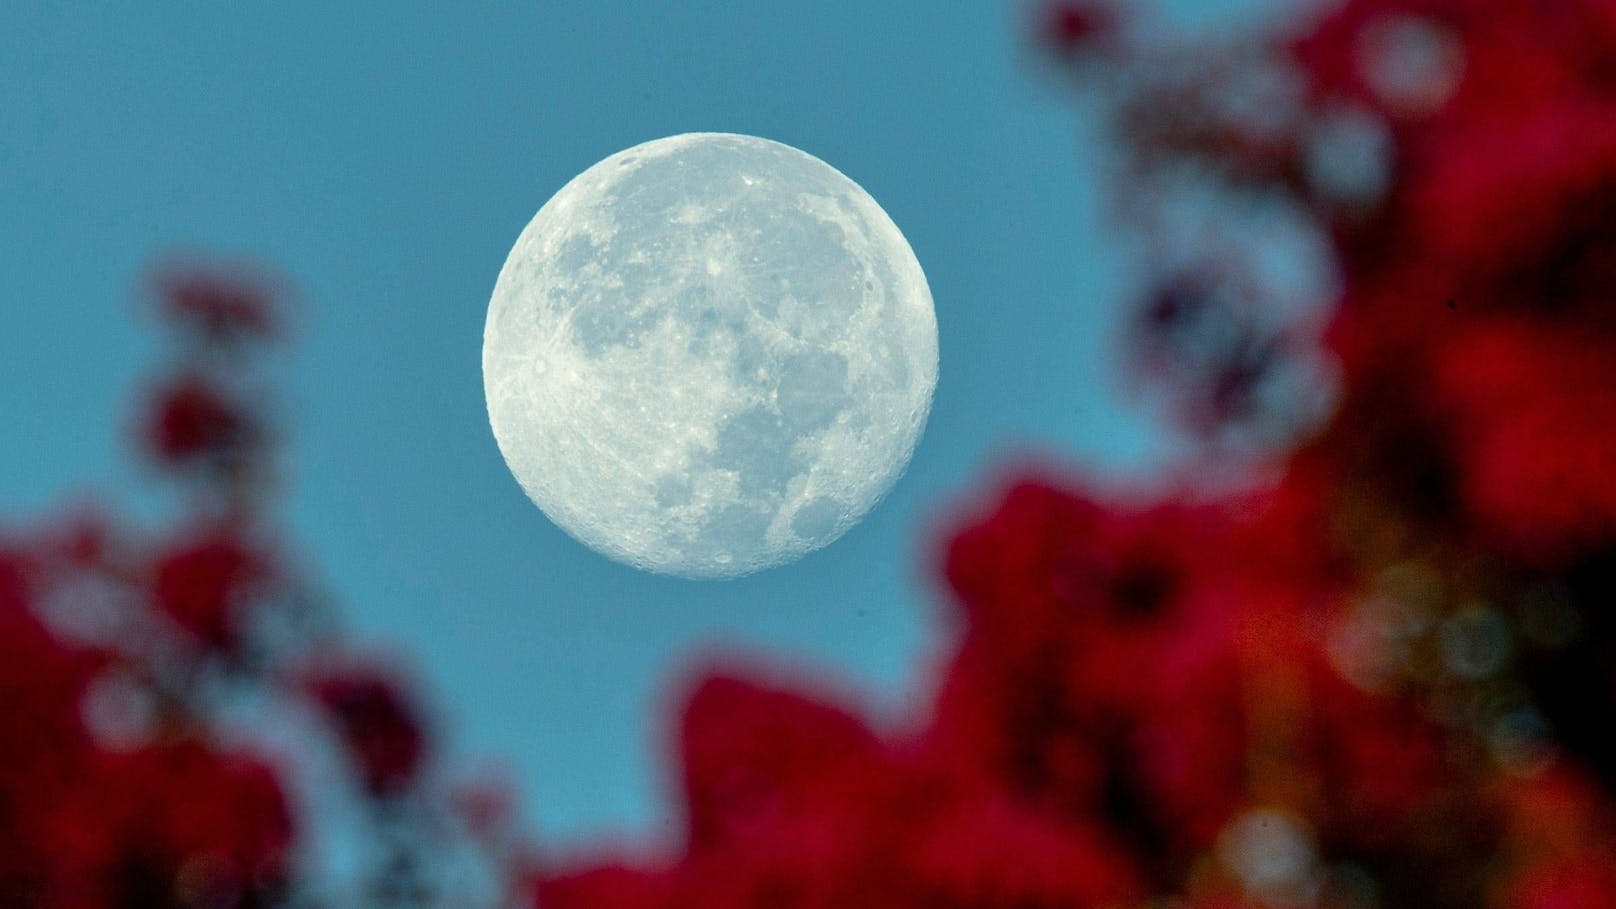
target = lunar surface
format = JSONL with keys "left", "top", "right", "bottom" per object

{"left": 483, "top": 133, "right": 938, "bottom": 578}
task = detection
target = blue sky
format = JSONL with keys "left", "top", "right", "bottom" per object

{"left": 3, "top": 1, "right": 1285, "bottom": 845}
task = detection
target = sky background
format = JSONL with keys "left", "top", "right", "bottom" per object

{"left": 3, "top": 0, "right": 1291, "bottom": 846}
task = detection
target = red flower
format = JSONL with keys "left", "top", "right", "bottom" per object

{"left": 1293, "top": 0, "right": 1615, "bottom": 124}
{"left": 900, "top": 788, "right": 1140, "bottom": 909}
{"left": 151, "top": 526, "right": 273, "bottom": 651}
{"left": 306, "top": 661, "right": 430, "bottom": 796}
{"left": 152, "top": 264, "right": 281, "bottom": 343}
{"left": 536, "top": 865, "right": 672, "bottom": 909}
{"left": 1301, "top": 655, "right": 1455, "bottom": 852}
{"left": 935, "top": 479, "right": 1265, "bottom": 848}
{"left": 0, "top": 549, "right": 110, "bottom": 904}
{"left": 1407, "top": 102, "right": 1616, "bottom": 301}
{"left": 678, "top": 669, "right": 878, "bottom": 852}
{"left": 1432, "top": 320, "right": 1616, "bottom": 564}
{"left": 143, "top": 376, "right": 256, "bottom": 468}
{"left": 1508, "top": 860, "right": 1616, "bottom": 909}
{"left": 1038, "top": 1, "right": 1115, "bottom": 57}
{"left": 44, "top": 740, "right": 295, "bottom": 909}
{"left": 537, "top": 668, "right": 1142, "bottom": 908}
{"left": 0, "top": 550, "right": 292, "bottom": 909}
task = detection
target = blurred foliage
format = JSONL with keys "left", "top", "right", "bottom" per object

{"left": 3, "top": 262, "right": 520, "bottom": 908}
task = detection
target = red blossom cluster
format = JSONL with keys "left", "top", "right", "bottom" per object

{"left": 150, "top": 262, "right": 283, "bottom": 345}
{"left": 1037, "top": 1, "right": 1118, "bottom": 57}
{"left": 304, "top": 660, "right": 432, "bottom": 797}
{"left": 530, "top": 0, "right": 1616, "bottom": 906}
{"left": 3, "top": 271, "right": 518, "bottom": 907}
{"left": 1, "top": 507, "right": 297, "bottom": 909}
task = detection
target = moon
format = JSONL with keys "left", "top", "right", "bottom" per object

{"left": 483, "top": 133, "right": 938, "bottom": 579}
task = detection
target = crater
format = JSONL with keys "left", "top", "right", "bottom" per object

{"left": 695, "top": 503, "right": 772, "bottom": 564}
{"left": 776, "top": 351, "right": 848, "bottom": 431}
{"left": 654, "top": 475, "right": 692, "bottom": 509}
{"left": 710, "top": 407, "right": 805, "bottom": 499}
{"left": 791, "top": 497, "right": 844, "bottom": 542}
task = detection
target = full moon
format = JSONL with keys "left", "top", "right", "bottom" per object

{"left": 483, "top": 133, "right": 938, "bottom": 579}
